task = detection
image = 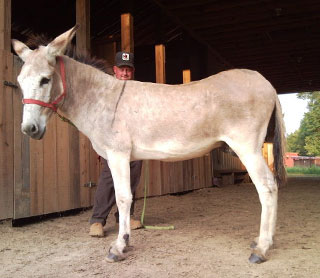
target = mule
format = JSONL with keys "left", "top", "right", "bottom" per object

{"left": 12, "top": 25, "right": 286, "bottom": 263}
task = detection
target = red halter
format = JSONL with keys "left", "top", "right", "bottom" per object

{"left": 22, "top": 56, "right": 67, "bottom": 113}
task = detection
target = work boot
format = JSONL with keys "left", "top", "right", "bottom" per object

{"left": 115, "top": 215, "right": 143, "bottom": 230}
{"left": 89, "top": 223, "right": 104, "bottom": 237}
{"left": 130, "top": 218, "right": 143, "bottom": 230}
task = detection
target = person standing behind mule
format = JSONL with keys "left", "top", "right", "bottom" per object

{"left": 89, "top": 51, "right": 143, "bottom": 237}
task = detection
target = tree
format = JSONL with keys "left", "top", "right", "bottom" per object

{"left": 286, "top": 125, "right": 307, "bottom": 155}
{"left": 289, "top": 92, "right": 320, "bottom": 156}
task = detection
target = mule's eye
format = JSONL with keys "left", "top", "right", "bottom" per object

{"left": 40, "top": 77, "right": 50, "bottom": 86}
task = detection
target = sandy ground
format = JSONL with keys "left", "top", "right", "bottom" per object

{"left": 0, "top": 176, "right": 319, "bottom": 278}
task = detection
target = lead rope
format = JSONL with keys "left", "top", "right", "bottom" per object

{"left": 56, "top": 112, "right": 77, "bottom": 128}
{"left": 140, "top": 160, "right": 175, "bottom": 230}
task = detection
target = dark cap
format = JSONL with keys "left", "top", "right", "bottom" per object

{"left": 115, "top": 51, "right": 134, "bottom": 68}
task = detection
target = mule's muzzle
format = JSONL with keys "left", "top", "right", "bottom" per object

{"left": 21, "top": 123, "right": 46, "bottom": 140}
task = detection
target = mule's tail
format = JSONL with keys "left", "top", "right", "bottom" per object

{"left": 271, "top": 97, "right": 287, "bottom": 187}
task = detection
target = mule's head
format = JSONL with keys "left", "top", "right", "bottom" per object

{"left": 12, "top": 25, "right": 79, "bottom": 139}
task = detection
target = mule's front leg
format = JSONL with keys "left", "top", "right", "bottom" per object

{"left": 106, "top": 151, "right": 132, "bottom": 262}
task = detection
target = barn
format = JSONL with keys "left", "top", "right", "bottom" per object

{"left": 0, "top": 0, "right": 319, "bottom": 220}
{"left": 0, "top": 1, "right": 320, "bottom": 276}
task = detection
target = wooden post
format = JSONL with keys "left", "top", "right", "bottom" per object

{"left": 182, "top": 69, "right": 191, "bottom": 84}
{"left": 0, "top": 0, "right": 10, "bottom": 51}
{"left": 0, "top": 0, "right": 14, "bottom": 220}
{"left": 155, "top": 45, "right": 166, "bottom": 83}
{"left": 263, "top": 143, "right": 274, "bottom": 171}
{"left": 146, "top": 44, "right": 166, "bottom": 195}
{"left": 76, "top": 0, "right": 91, "bottom": 207}
{"left": 121, "top": 13, "right": 134, "bottom": 52}
{"left": 182, "top": 69, "right": 194, "bottom": 190}
{"left": 76, "top": 0, "right": 91, "bottom": 52}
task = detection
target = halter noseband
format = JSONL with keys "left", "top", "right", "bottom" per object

{"left": 22, "top": 56, "right": 67, "bottom": 113}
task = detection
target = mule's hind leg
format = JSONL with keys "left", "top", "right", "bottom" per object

{"left": 237, "top": 151, "right": 278, "bottom": 263}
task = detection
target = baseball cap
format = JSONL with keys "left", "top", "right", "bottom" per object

{"left": 115, "top": 51, "right": 134, "bottom": 68}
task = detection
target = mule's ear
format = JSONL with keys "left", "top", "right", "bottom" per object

{"left": 46, "top": 24, "right": 79, "bottom": 59}
{"left": 12, "top": 39, "right": 33, "bottom": 62}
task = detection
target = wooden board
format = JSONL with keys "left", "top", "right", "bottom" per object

{"left": 13, "top": 56, "right": 30, "bottom": 219}
{"left": 43, "top": 116, "right": 58, "bottom": 214}
{"left": 0, "top": 50, "right": 14, "bottom": 220}
{"left": 68, "top": 126, "right": 80, "bottom": 209}
{"left": 56, "top": 119, "right": 71, "bottom": 212}
{"left": 29, "top": 135, "right": 44, "bottom": 216}
{"left": 0, "top": 0, "right": 11, "bottom": 51}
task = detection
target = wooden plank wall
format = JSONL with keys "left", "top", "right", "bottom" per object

{"left": 10, "top": 63, "right": 98, "bottom": 219}
{"left": 211, "top": 148, "right": 246, "bottom": 172}
{"left": 2, "top": 0, "right": 98, "bottom": 220}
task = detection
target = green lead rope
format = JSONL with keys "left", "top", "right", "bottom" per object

{"left": 56, "top": 112, "right": 77, "bottom": 128}
{"left": 140, "top": 161, "right": 175, "bottom": 230}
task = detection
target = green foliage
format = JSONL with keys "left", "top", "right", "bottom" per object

{"left": 286, "top": 166, "right": 320, "bottom": 175}
{"left": 287, "top": 92, "right": 320, "bottom": 156}
{"left": 286, "top": 129, "right": 307, "bottom": 155}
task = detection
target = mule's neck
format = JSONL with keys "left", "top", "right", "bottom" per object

{"left": 55, "top": 56, "right": 123, "bottom": 134}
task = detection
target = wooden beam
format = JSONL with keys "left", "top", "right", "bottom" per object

{"left": 76, "top": 0, "right": 92, "bottom": 207}
{"left": 145, "top": 43, "right": 167, "bottom": 196}
{"left": 121, "top": 13, "right": 134, "bottom": 52}
{"left": 150, "top": 0, "right": 232, "bottom": 68}
{"left": 0, "top": 0, "right": 11, "bottom": 51}
{"left": 155, "top": 44, "right": 166, "bottom": 83}
{"left": 182, "top": 69, "right": 191, "bottom": 84}
{"left": 76, "top": 0, "right": 91, "bottom": 52}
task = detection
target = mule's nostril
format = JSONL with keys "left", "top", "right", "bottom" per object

{"left": 30, "top": 124, "right": 37, "bottom": 134}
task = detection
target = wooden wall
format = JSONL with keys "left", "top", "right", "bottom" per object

{"left": 10, "top": 56, "right": 99, "bottom": 220}
{"left": 211, "top": 148, "right": 246, "bottom": 172}
{"left": 0, "top": 1, "right": 267, "bottom": 221}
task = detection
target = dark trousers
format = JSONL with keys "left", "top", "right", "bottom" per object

{"left": 90, "top": 158, "right": 143, "bottom": 226}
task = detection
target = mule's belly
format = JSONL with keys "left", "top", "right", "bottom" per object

{"left": 131, "top": 139, "right": 223, "bottom": 161}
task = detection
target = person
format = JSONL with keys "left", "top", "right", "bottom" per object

{"left": 89, "top": 51, "right": 143, "bottom": 237}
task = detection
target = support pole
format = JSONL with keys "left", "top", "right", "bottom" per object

{"left": 182, "top": 69, "right": 191, "bottom": 84}
{"left": 155, "top": 44, "right": 166, "bottom": 83}
{"left": 76, "top": 0, "right": 93, "bottom": 207}
{"left": 121, "top": 13, "right": 134, "bottom": 52}
{"left": 76, "top": 0, "right": 91, "bottom": 52}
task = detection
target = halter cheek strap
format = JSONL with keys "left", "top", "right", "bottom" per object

{"left": 22, "top": 56, "right": 67, "bottom": 113}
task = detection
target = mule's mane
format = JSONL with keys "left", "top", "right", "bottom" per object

{"left": 25, "top": 33, "right": 113, "bottom": 75}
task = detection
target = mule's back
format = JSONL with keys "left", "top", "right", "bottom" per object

{"left": 113, "top": 69, "right": 277, "bottom": 161}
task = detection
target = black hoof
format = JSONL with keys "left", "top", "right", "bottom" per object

{"left": 249, "top": 253, "right": 266, "bottom": 264}
{"left": 250, "top": 241, "right": 257, "bottom": 249}
{"left": 123, "top": 234, "right": 130, "bottom": 246}
{"left": 106, "top": 252, "right": 124, "bottom": 263}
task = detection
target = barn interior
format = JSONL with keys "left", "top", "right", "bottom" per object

{"left": 1, "top": 0, "right": 320, "bottom": 222}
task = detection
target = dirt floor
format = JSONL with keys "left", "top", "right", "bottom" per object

{"left": 0, "top": 176, "right": 319, "bottom": 278}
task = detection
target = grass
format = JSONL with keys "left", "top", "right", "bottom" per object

{"left": 286, "top": 166, "right": 320, "bottom": 176}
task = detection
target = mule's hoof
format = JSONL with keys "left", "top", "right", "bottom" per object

{"left": 249, "top": 253, "right": 266, "bottom": 264}
{"left": 106, "top": 252, "right": 124, "bottom": 263}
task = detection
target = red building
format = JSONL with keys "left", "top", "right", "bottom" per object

{"left": 285, "top": 152, "right": 320, "bottom": 168}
